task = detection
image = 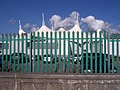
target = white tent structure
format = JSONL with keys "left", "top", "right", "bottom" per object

{"left": 68, "top": 23, "right": 83, "bottom": 38}
{"left": 57, "top": 28, "right": 65, "bottom": 32}
{"left": 35, "top": 13, "right": 52, "bottom": 37}
{"left": 68, "top": 13, "right": 82, "bottom": 32}
{"left": 57, "top": 28, "right": 66, "bottom": 38}
{"left": 18, "top": 20, "right": 26, "bottom": 36}
{"left": 68, "top": 24, "right": 82, "bottom": 32}
{"left": 67, "top": 13, "right": 83, "bottom": 38}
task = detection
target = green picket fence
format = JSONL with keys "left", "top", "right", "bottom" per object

{"left": 0, "top": 31, "right": 120, "bottom": 73}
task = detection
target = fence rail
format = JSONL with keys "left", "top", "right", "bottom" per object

{"left": 0, "top": 31, "right": 120, "bottom": 73}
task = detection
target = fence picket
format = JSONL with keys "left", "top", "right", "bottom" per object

{"left": 107, "top": 31, "right": 110, "bottom": 73}
{"left": 33, "top": 32, "right": 36, "bottom": 72}
{"left": 63, "top": 31, "right": 66, "bottom": 72}
{"left": 46, "top": 32, "right": 48, "bottom": 73}
{"left": 117, "top": 33, "right": 119, "bottom": 72}
{"left": 112, "top": 34, "right": 114, "bottom": 73}
{"left": 50, "top": 32, "right": 52, "bottom": 73}
{"left": 17, "top": 34, "right": 20, "bottom": 72}
{"left": 59, "top": 32, "right": 62, "bottom": 72}
{"left": 90, "top": 32, "right": 93, "bottom": 73}
{"left": 13, "top": 34, "right": 16, "bottom": 72}
{"left": 2, "top": 34, "right": 4, "bottom": 72}
{"left": 81, "top": 32, "right": 84, "bottom": 73}
{"left": 22, "top": 34, "right": 24, "bottom": 72}
{"left": 42, "top": 32, "right": 44, "bottom": 72}
{"left": 25, "top": 34, "right": 28, "bottom": 72}
{"left": 72, "top": 31, "right": 75, "bottom": 72}
{"left": 86, "top": 32, "right": 88, "bottom": 73}
{"left": 77, "top": 32, "right": 79, "bottom": 72}
{"left": 30, "top": 33, "right": 32, "bottom": 72}
{"left": 9, "top": 34, "right": 12, "bottom": 72}
{"left": 5, "top": 34, "right": 8, "bottom": 72}
{"left": 68, "top": 31, "right": 70, "bottom": 72}
{"left": 37, "top": 32, "right": 40, "bottom": 72}
{"left": 104, "top": 31, "right": 106, "bottom": 73}
{"left": 95, "top": 32, "right": 97, "bottom": 73}
{"left": 100, "top": 31, "right": 102, "bottom": 73}
{"left": 54, "top": 32, "right": 57, "bottom": 73}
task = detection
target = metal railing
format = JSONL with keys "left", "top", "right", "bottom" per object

{"left": 0, "top": 31, "right": 120, "bottom": 73}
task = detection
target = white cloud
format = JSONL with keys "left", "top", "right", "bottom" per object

{"left": 31, "top": 25, "right": 39, "bottom": 32}
{"left": 118, "top": 24, "right": 120, "bottom": 28}
{"left": 81, "top": 16, "right": 120, "bottom": 33}
{"left": 50, "top": 11, "right": 80, "bottom": 30}
{"left": 108, "top": 28, "right": 120, "bottom": 33}
{"left": 24, "top": 23, "right": 39, "bottom": 32}
{"left": 106, "top": 24, "right": 120, "bottom": 34}
{"left": 9, "top": 18, "right": 17, "bottom": 24}
{"left": 24, "top": 23, "right": 31, "bottom": 29}
{"left": 23, "top": 11, "right": 120, "bottom": 33}
{"left": 81, "top": 16, "right": 108, "bottom": 31}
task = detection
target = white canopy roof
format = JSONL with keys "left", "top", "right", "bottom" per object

{"left": 68, "top": 13, "right": 82, "bottom": 32}
{"left": 35, "top": 13, "right": 52, "bottom": 33}
{"left": 57, "top": 28, "right": 65, "bottom": 32}
{"left": 68, "top": 24, "right": 82, "bottom": 32}
{"left": 36, "top": 25, "right": 52, "bottom": 33}
{"left": 19, "top": 29, "right": 26, "bottom": 35}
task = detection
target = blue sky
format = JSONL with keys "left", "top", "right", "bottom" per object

{"left": 0, "top": 0, "right": 120, "bottom": 34}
